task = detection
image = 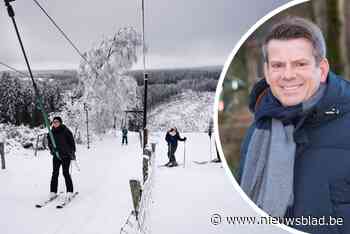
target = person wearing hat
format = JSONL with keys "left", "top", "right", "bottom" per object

{"left": 165, "top": 127, "right": 186, "bottom": 167}
{"left": 47, "top": 116, "right": 76, "bottom": 201}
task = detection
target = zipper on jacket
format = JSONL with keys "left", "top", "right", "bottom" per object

{"left": 324, "top": 107, "right": 340, "bottom": 115}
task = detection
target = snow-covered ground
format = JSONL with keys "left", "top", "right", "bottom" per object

{"left": 0, "top": 132, "right": 143, "bottom": 234}
{"left": 149, "top": 132, "right": 288, "bottom": 234}
{"left": 0, "top": 131, "right": 288, "bottom": 234}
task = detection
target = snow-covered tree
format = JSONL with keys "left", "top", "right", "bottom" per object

{"left": 0, "top": 73, "right": 21, "bottom": 124}
{"left": 78, "top": 27, "right": 142, "bottom": 133}
{"left": 0, "top": 72, "right": 64, "bottom": 127}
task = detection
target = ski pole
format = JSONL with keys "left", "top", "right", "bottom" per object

{"left": 209, "top": 135, "right": 212, "bottom": 162}
{"left": 183, "top": 141, "right": 186, "bottom": 168}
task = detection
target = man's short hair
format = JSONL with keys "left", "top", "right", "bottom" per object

{"left": 262, "top": 17, "right": 326, "bottom": 65}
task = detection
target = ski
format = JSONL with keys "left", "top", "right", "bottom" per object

{"left": 158, "top": 162, "right": 171, "bottom": 168}
{"left": 56, "top": 192, "right": 79, "bottom": 209}
{"left": 158, "top": 163, "right": 183, "bottom": 168}
{"left": 193, "top": 160, "right": 209, "bottom": 165}
{"left": 35, "top": 192, "right": 63, "bottom": 208}
{"left": 192, "top": 160, "right": 222, "bottom": 165}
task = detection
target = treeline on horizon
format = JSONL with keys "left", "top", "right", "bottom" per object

{"left": 128, "top": 66, "right": 221, "bottom": 85}
{"left": 130, "top": 66, "right": 221, "bottom": 109}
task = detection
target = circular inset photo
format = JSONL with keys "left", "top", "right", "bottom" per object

{"left": 217, "top": 0, "right": 350, "bottom": 233}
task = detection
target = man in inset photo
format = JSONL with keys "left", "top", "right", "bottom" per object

{"left": 237, "top": 17, "right": 350, "bottom": 233}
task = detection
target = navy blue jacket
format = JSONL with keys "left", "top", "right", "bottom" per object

{"left": 238, "top": 72, "right": 350, "bottom": 234}
{"left": 165, "top": 131, "right": 185, "bottom": 146}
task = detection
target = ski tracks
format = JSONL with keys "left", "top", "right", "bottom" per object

{"left": 51, "top": 135, "right": 143, "bottom": 234}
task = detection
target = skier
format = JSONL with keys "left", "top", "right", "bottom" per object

{"left": 213, "top": 143, "right": 222, "bottom": 163}
{"left": 121, "top": 126, "right": 128, "bottom": 145}
{"left": 207, "top": 119, "right": 214, "bottom": 162}
{"left": 208, "top": 119, "right": 213, "bottom": 138}
{"left": 207, "top": 119, "right": 221, "bottom": 163}
{"left": 165, "top": 127, "right": 186, "bottom": 167}
{"left": 47, "top": 116, "right": 76, "bottom": 201}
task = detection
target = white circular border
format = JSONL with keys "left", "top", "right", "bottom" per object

{"left": 213, "top": 0, "right": 310, "bottom": 233}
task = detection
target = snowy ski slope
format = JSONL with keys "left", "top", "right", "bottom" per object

{"left": 0, "top": 132, "right": 288, "bottom": 234}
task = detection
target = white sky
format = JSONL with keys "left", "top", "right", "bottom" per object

{"left": 0, "top": 0, "right": 291, "bottom": 70}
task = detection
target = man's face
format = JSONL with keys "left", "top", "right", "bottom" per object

{"left": 264, "top": 38, "right": 329, "bottom": 107}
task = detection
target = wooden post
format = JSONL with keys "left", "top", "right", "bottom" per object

{"left": 143, "top": 147, "right": 152, "bottom": 183}
{"left": 0, "top": 142, "right": 5, "bottom": 169}
{"left": 143, "top": 128, "right": 148, "bottom": 149}
{"left": 151, "top": 142, "right": 156, "bottom": 153}
{"left": 129, "top": 179, "right": 142, "bottom": 219}
{"left": 142, "top": 156, "right": 149, "bottom": 183}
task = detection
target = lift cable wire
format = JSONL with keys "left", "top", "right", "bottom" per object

{"left": 0, "top": 60, "right": 28, "bottom": 77}
{"left": 31, "top": 0, "right": 120, "bottom": 102}
{"left": 32, "top": 0, "right": 88, "bottom": 63}
{"left": 31, "top": 0, "right": 127, "bottom": 149}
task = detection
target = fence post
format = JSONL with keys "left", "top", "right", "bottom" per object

{"left": 143, "top": 128, "right": 148, "bottom": 149}
{"left": 0, "top": 141, "right": 5, "bottom": 169}
{"left": 151, "top": 142, "right": 156, "bottom": 153}
{"left": 142, "top": 156, "right": 149, "bottom": 183}
{"left": 143, "top": 146, "right": 152, "bottom": 183}
{"left": 129, "top": 179, "right": 142, "bottom": 220}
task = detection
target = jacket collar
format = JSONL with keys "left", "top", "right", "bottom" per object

{"left": 249, "top": 72, "right": 350, "bottom": 126}
{"left": 304, "top": 72, "right": 350, "bottom": 126}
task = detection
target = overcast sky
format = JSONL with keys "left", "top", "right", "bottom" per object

{"left": 0, "top": 0, "right": 291, "bottom": 71}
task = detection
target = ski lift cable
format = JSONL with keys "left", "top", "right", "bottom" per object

{"left": 32, "top": 0, "right": 88, "bottom": 64}
{"left": 31, "top": 0, "right": 120, "bottom": 103}
{"left": 3, "top": 0, "right": 61, "bottom": 161}
{"left": 0, "top": 60, "right": 28, "bottom": 77}
{"left": 31, "top": 0, "right": 134, "bottom": 147}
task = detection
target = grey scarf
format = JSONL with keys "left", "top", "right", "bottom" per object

{"left": 241, "top": 84, "right": 326, "bottom": 217}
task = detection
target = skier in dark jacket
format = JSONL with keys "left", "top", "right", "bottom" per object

{"left": 207, "top": 119, "right": 221, "bottom": 163}
{"left": 238, "top": 17, "right": 350, "bottom": 234}
{"left": 121, "top": 126, "right": 128, "bottom": 145}
{"left": 165, "top": 127, "right": 186, "bottom": 167}
{"left": 47, "top": 116, "right": 75, "bottom": 201}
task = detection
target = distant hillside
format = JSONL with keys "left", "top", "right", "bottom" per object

{"left": 128, "top": 66, "right": 222, "bottom": 86}
{"left": 133, "top": 66, "right": 221, "bottom": 110}
{"left": 1, "top": 69, "right": 78, "bottom": 80}
{"left": 147, "top": 90, "right": 214, "bottom": 132}
{"left": 0, "top": 69, "right": 79, "bottom": 92}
